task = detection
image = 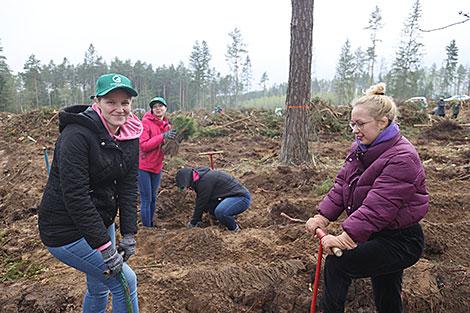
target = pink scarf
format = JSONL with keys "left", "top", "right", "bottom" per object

{"left": 92, "top": 104, "right": 143, "bottom": 141}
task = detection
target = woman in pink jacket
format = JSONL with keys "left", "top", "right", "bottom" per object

{"left": 138, "top": 97, "right": 176, "bottom": 227}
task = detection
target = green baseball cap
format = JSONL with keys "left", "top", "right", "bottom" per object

{"left": 90, "top": 73, "right": 138, "bottom": 99}
{"left": 149, "top": 96, "right": 168, "bottom": 108}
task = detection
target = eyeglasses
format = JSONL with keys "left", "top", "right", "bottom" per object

{"left": 349, "top": 120, "right": 375, "bottom": 130}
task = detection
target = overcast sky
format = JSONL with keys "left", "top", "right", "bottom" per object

{"left": 1, "top": 0, "right": 469, "bottom": 88}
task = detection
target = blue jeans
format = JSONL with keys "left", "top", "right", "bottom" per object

{"left": 214, "top": 194, "right": 251, "bottom": 230}
{"left": 138, "top": 170, "right": 162, "bottom": 227}
{"left": 48, "top": 224, "right": 139, "bottom": 313}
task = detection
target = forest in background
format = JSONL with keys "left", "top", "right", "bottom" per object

{"left": 0, "top": 0, "right": 469, "bottom": 113}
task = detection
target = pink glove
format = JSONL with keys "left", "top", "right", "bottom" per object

{"left": 305, "top": 214, "right": 330, "bottom": 235}
{"left": 321, "top": 231, "right": 357, "bottom": 255}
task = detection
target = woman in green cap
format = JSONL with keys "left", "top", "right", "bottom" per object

{"left": 138, "top": 96, "right": 176, "bottom": 227}
{"left": 38, "top": 73, "right": 141, "bottom": 313}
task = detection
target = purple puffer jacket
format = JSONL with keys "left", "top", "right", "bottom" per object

{"left": 318, "top": 132, "right": 428, "bottom": 243}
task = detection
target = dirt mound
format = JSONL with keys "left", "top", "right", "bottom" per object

{"left": 397, "top": 100, "right": 430, "bottom": 125}
{"left": 420, "top": 119, "right": 468, "bottom": 141}
{"left": 1, "top": 107, "right": 469, "bottom": 312}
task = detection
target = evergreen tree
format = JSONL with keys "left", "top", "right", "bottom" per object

{"left": 189, "top": 40, "right": 212, "bottom": 107}
{"left": 0, "top": 39, "right": 15, "bottom": 111}
{"left": 354, "top": 47, "right": 369, "bottom": 96}
{"left": 365, "top": 5, "right": 383, "bottom": 84}
{"left": 422, "top": 63, "right": 437, "bottom": 98}
{"left": 260, "top": 72, "right": 269, "bottom": 92}
{"left": 20, "top": 54, "right": 48, "bottom": 108}
{"left": 441, "top": 39, "right": 458, "bottom": 94}
{"left": 455, "top": 64, "right": 467, "bottom": 94}
{"left": 79, "top": 44, "right": 107, "bottom": 102}
{"left": 334, "top": 40, "right": 356, "bottom": 104}
{"left": 388, "top": 0, "right": 424, "bottom": 99}
{"left": 225, "top": 28, "right": 248, "bottom": 105}
{"left": 241, "top": 55, "right": 252, "bottom": 93}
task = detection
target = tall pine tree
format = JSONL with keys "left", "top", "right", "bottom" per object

{"left": 441, "top": 39, "right": 458, "bottom": 95}
{"left": 388, "top": 0, "right": 423, "bottom": 99}
{"left": 334, "top": 40, "right": 356, "bottom": 104}
{"left": 225, "top": 28, "right": 248, "bottom": 106}
{"left": 365, "top": 5, "right": 383, "bottom": 84}
{"left": 0, "top": 39, "right": 15, "bottom": 111}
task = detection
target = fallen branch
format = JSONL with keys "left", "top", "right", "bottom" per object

{"left": 210, "top": 116, "right": 251, "bottom": 130}
{"left": 280, "top": 212, "right": 307, "bottom": 223}
{"left": 46, "top": 110, "right": 59, "bottom": 126}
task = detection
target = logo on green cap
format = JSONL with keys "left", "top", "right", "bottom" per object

{"left": 112, "top": 75, "right": 122, "bottom": 84}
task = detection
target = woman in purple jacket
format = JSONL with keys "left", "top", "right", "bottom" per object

{"left": 306, "top": 83, "right": 428, "bottom": 313}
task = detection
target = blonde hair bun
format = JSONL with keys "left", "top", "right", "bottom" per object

{"left": 365, "top": 82, "right": 386, "bottom": 96}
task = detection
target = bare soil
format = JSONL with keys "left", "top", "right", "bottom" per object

{"left": 0, "top": 106, "right": 469, "bottom": 312}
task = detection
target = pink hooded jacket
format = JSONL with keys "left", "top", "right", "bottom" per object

{"left": 139, "top": 111, "right": 171, "bottom": 174}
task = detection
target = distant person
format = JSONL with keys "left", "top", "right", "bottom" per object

{"left": 213, "top": 104, "right": 224, "bottom": 114}
{"left": 176, "top": 167, "right": 251, "bottom": 232}
{"left": 305, "top": 82, "right": 428, "bottom": 313}
{"left": 451, "top": 101, "right": 461, "bottom": 119}
{"left": 433, "top": 98, "right": 446, "bottom": 117}
{"left": 139, "top": 96, "right": 176, "bottom": 228}
{"left": 38, "top": 73, "right": 142, "bottom": 313}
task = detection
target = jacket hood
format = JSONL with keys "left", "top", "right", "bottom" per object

{"left": 59, "top": 105, "right": 101, "bottom": 133}
{"left": 176, "top": 168, "right": 193, "bottom": 188}
{"left": 175, "top": 167, "right": 211, "bottom": 188}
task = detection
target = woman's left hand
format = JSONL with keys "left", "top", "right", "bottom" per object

{"left": 321, "top": 231, "right": 357, "bottom": 255}
{"left": 118, "top": 234, "right": 136, "bottom": 261}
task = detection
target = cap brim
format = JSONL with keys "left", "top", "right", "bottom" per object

{"left": 150, "top": 100, "right": 167, "bottom": 107}
{"left": 93, "top": 86, "right": 138, "bottom": 99}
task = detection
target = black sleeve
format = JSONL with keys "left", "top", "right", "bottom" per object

{"left": 117, "top": 140, "right": 139, "bottom": 236}
{"left": 192, "top": 179, "right": 215, "bottom": 224}
{"left": 59, "top": 127, "right": 110, "bottom": 249}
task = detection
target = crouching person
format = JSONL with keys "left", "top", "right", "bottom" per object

{"left": 176, "top": 167, "right": 251, "bottom": 232}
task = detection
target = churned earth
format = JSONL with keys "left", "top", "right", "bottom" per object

{"left": 0, "top": 105, "right": 468, "bottom": 312}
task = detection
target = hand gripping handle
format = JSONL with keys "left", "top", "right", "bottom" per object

{"left": 315, "top": 228, "right": 343, "bottom": 257}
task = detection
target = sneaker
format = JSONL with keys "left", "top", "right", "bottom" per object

{"left": 230, "top": 224, "right": 241, "bottom": 232}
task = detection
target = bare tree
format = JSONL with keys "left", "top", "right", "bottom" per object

{"left": 280, "top": 0, "right": 314, "bottom": 165}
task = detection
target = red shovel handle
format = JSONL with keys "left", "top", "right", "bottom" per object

{"left": 315, "top": 228, "right": 343, "bottom": 257}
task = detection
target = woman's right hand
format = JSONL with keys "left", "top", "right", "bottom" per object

{"left": 163, "top": 129, "right": 177, "bottom": 140}
{"left": 305, "top": 214, "right": 330, "bottom": 235}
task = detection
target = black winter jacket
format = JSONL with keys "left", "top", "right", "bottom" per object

{"left": 38, "top": 105, "right": 139, "bottom": 249}
{"left": 176, "top": 167, "right": 250, "bottom": 224}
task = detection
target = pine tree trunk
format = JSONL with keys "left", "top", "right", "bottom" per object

{"left": 280, "top": 0, "right": 314, "bottom": 165}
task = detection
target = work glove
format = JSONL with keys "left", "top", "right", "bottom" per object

{"left": 186, "top": 220, "right": 202, "bottom": 229}
{"left": 101, "top": 245, "right": 123, "bottom": 276}
{"left": 305, "top": 214, "right": 330, "bottom": 235}
{"left": 117, "top": 234, "right": 136, "bottom": 262}
{"left": 163, "top": 129, "right": 177, "bottom": 140}
{"left": 321, "top": 231, "right": 357, "bottom": 255}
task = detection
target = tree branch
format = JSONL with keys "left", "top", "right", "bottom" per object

{"left": 419, "top": 11, "right": 470, "bottom": 32}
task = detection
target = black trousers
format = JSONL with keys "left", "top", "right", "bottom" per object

{"left": 320, "top": 223, "right": 424, "bottom": 313}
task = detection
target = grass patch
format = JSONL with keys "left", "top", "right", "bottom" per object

{"left": 196, "top": 127, "right": 229, "bottom": 138}
{"left": 314, "top": 178, "right": 334, "bottom": 196}
{"left": 1, "top": 257, "right": 46, "bottom": 282}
